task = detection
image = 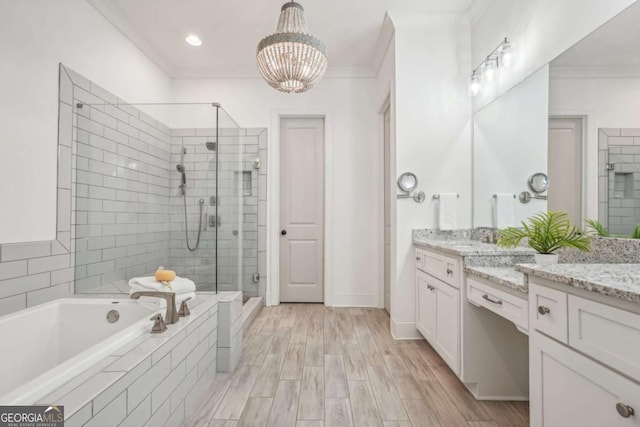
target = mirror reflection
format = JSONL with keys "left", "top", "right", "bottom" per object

{"left": 549, "top": 2, "right": 640, "bottom": 235}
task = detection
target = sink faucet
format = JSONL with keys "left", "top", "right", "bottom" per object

{"left": 475, "top": 227, "right": 498, "bottom": 244}
{"left": 130, "top": 291, "right": 179, "bottom": 325}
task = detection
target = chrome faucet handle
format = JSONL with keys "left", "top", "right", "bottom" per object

{"left": 150, "top": 313, "right": 167, "bottom": 334}
{"left": 178, "top": 297, "right": 192, "bottom": 317}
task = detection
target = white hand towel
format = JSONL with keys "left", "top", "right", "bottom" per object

{"left": 438, "top": 193, "right": 458, "bottom": 231}
{"left": 130, "top": 291, "right": 196, "bottom": 310}
{"left": 493, "top": 193, "right": 515, "bottom": 229}
{"left": 128, "top": 276, "right": 196, "bottom": 294}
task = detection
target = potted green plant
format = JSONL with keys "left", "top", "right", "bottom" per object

{"left": 497, "top": 211, "right": 591, "bottom": 264}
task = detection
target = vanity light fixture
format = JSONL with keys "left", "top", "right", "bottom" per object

{"left": 468, "top": 37, "right": 514, "bottom": 97}
{"left": 481, "top": 57, "right": 498, "bottom": 82}
{"left": 498, "top": 40, "right": 514, "bottom": 67}
{"left": 469, "top": 72, "right": 482, "bottom": 96}
{"left": 185, "top": 34, "right": 202, "bottom": 46}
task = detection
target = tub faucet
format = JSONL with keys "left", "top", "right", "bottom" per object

{"left": 130, "top": 291, "right": 179, "bottom": 325}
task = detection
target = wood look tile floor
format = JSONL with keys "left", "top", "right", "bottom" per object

{"left": 187, "top": 305, "right": 529, "bottom": 427}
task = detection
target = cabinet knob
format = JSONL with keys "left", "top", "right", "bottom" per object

{"left": 616, "top": 403, "right": 635, "bottom": 418}
{"left": 416, "top": 257, "right": 421, "bottom": 262}
{"left": 446, "top": 269, "right": 453, "bottom": 276}
{"left": 427, "top": 284, "right": 435, "bottom": 291}
{"left": 538, "top": 306, "right": 551, "bottom": 315}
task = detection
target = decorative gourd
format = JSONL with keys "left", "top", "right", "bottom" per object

{"left": 155, "top": 269, "right": 176, "bottom": 282}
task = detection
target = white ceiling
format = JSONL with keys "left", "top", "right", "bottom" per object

{"left": 89, "top": 0, "right": 474, "bottom": 78}
{"left": 551, "top": 2, "right": 640, "bottom": 75}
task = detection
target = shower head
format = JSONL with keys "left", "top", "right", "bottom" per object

{"left": 205, "top": 141, "right": 216, "bottom": 151}
{"left": 176, "top": 164, "right": 185, "bottom": 173}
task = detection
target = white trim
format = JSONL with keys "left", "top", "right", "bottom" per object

{"left": 391, "top": 320, "right": 423, "bottom": 340}
{"left": 332, "top": 293, "right": 379, "bottom": 307}
{"left": 268, "top": 109, "right": 334, "bottom": 307}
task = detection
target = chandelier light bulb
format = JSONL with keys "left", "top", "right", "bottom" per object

{"left": 256, "top": 2, "right": 328, "bottom": 93}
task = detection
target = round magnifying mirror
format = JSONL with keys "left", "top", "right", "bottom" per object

{"left": 528, "top": 172, "right": 549, "bottom": 194}
{"left": 397, "top": 172, "right": 418, "bottom": 193}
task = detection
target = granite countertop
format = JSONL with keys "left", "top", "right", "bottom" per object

{"left": 413, "top": 237, "right": 535, "bottom": 257}
{"left": 516, "top": 264, "right": 640, "bottom": 305}
{"left": 464, "top": 266, "right": 527, "bottom": 293}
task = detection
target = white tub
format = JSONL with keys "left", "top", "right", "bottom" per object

{"left": 0, "top": 298, "right": 157, "bottom": 405}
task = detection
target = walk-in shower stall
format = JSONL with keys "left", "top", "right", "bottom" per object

{"left": 70, "top": 93, "right": 266, "bottom": 302}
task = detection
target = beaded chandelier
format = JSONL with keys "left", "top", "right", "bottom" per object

{"left": 256, "top": 1, "right": 328, "bottom": 93}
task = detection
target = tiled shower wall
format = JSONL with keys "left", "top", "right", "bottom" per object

{"left": 0, "top": 66, "right": 267, "bottom": 315}
{"left": 599, "top": 128, "right": 640, "bottom": 235}
{"left": 169, "top": 129, "right": 221, "bottom": 292}
{"left": 72, "top": 79, "right": 173, "bottom": 293}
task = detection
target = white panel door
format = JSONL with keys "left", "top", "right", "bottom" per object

{"left": 384, "top": 107, "right": 391, "bottom": 313}
{"left": 548, "top": 118, "right": 582, "bottom": 224}
{"left": 280, "top": 117, "right": 324, "bottom": 302}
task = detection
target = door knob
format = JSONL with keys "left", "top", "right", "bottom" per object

{"left": 281, "top": 230, "right": 287, "bottom": 236}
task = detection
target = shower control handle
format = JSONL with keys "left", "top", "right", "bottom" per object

{"left": 281, "top": 230, "right": 287, "bottom": 236}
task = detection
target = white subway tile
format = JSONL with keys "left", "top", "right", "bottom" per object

{"left": 85, "top": 390, "right": 127, "bottom": 427}
{"left": 27, "top": 283, "right": 70, "bottom": 307}
{"left": 127, "top": 354, "right": 171, "bottom": 409}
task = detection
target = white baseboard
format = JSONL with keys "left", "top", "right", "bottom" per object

{"left": 391, "top": 319, "right": 423, "bottom": 340}
{"left": 330, "top": 293, "right": 378, "bottom": 307}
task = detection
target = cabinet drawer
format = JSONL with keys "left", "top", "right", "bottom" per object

{"left": 467, "top": 277, "right": 528, "bottom": 332}
{"left": 568, "top": 295, "right": 640, "bottom": 383}
{"left": 422, "top": 249, "right": 461, "bottom": 288}
{"left": 530, "top": 283, "right": 568, "bottom": 343}
{"left": 531, "top": 331, "right": 640, "bottom": 427}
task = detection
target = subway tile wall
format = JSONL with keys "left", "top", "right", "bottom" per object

{"left": 72, "top": 77, "right": 173, "bottom": 293}
{"left": 0, "top": 65, "right": 267, "bottom": 316}
{"left": 599, "top": 128, "right": 640, "bottom": 235}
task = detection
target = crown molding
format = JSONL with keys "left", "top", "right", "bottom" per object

{"left": 372, "top": 13, "right": 395, "bottom": 77}
{"left": 88, "top": 0, "right": 377, "bottom": 80}
{"left": 550, "top": 65, "right": 640, "bottom": 79}
{"left": 467, "top": 0, "right": 495, "bottom": 25}
{"left": 171, "top": 65, "right": 376, "bottom": 80}
{"left": 86, "top": 0, "right": 176, "bottom": 77}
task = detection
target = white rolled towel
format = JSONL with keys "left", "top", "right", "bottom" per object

{"left": 130, "top": 291, "right": 196, "bottom": 310}
{"left": 128, "top": 276, "right": 196, "bottom": 294}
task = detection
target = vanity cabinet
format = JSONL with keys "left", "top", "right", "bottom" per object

{"left": 415, "top": 247, "right": 461, "bottom": 375}
{"left": 529, "top": 281, "right": 640, "bottom": 427}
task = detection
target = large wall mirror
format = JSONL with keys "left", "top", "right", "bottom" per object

{"left": 472, "top": 67, "right": 549, "bottom": 227}
{"left": 550, "top": 1, "right": 640, "bottom": 236}
{"left": 473, "top": 2, "right": 640, "bottom": 233}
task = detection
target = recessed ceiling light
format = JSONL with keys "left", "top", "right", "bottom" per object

{"left": 185, "top": 35, "right": 202, "bottom": 46}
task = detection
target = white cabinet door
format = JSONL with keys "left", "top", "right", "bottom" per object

{"left": 416, "top": 270, "right": 436, "bottom": 342}
{"left": 531, "top": 331, "right": 640, "bottom": 427}
{"left": 435, "top": 279, "right": 460, "bottom": 375}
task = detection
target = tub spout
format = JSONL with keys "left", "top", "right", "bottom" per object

{"left": 130, "top": 291, "right": 179, "bottom": 325}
